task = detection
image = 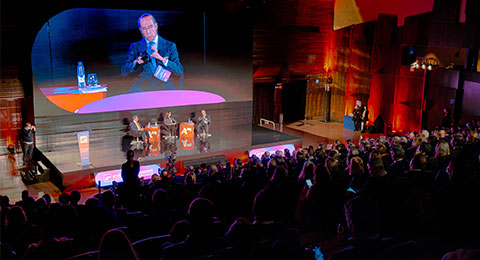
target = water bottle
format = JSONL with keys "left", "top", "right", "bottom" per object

{"left": 77, "top": 61, "right": 86, "bottom": 89}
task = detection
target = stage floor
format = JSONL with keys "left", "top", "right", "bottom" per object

{"left": 36, "top": 124, "right": 301, "bottom": 176}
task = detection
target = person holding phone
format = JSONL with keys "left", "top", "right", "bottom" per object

{"left": 121, "top": 13, "right": 184, "bottom": 92}
{"left": 22, "top": 122, "right": 36, "bottom": 166}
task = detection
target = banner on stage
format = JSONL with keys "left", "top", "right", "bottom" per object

{"left": 77, "top": 130, "right": 90, "bottom": 166}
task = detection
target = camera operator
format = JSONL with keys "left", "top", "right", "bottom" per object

{"left": 22, "top": 122, "right": 36, "bottom": 166}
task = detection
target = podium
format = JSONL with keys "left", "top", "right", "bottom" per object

{"left": 179, "top": 122, "right": 194, "bottom": 150}
{"left": 145, "top": 125, "right": 161, "bottom": 155}
{"left": 145, "top": 125, "right": 160, "bottom": 142}
{"left": 179, "top": 122, "right": 195, "bottom": 138}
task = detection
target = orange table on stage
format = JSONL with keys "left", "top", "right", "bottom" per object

{"left": 145, "top": 125, "right": 160, "bottom": 142}
{"left": 40, "top": 85, "right": 107, "bottom": 113}
{"left": 179, "top": 122, "right": 195, "bottom": 138}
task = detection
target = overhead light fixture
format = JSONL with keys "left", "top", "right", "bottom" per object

{"left": 411, "top": 57, "right": 439, "bottom": 71}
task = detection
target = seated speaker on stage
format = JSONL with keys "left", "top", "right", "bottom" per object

{"left": 196, "top": 109, "right": 211, "bottom": 137}
{"left": 130, "top": 115, "right": 150, "bottom": 143}
{"left": 164, "top": 111, "right": 178, "bottom": 138}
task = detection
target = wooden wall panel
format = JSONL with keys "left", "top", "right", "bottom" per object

{"left": 253, "top": 0, "right": 335, "bottom": 80}
{"left": 333, "top": 22, "right": 374, "bottom": 120}
{"left": 305, "top": 76, "right": 327, "bottom": 119}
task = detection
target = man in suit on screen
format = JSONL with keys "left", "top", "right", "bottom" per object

{"left": 121, "top": 13, "right": 184, "bottom": 92}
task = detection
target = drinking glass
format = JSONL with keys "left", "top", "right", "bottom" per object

{"left": 87, "top": 73, "right": 98, "bottom": 87}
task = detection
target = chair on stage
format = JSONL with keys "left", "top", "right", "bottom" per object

{"left": 129, "top": 130, "right": 144, "bottom": 150}
{"left": 129, "top": 118, "right": 148, "bottom": 150}
{"left": 162, "top": 122, "right": 178, "bottom": 140}
{"left": 196, "top": 123, "right": 211, "bottom": 138}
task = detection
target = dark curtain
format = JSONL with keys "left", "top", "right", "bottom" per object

{"left": 253, "top": 83, "right": 275, "bottom": 124}
{"left": 282, "top": 80, "right": 307, "bottom": 122}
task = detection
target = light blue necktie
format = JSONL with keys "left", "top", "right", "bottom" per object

{"left": 147, "top": 41, "right": 157, "bottom": 72}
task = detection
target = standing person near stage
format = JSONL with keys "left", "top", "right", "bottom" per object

{"left": 360, "top": 105, "right": 369, "bottom": 133}
{"left": 196, "top": 109, "right": 211, "bottom": 136}
{"left": 441, "top": 107, "right": 452, "bottom": 129}
{"left": 121, "top": 150, "right": 141, "bottom": 209}
{"left": 22, "top": 122, "right": 36, "bottom": 166}
{"left": 353, "top": 104, "right": 361, "bottom": 131}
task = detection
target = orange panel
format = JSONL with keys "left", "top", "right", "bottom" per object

{"left": 145, "top": 126, "right": 160, "bottom": 142}
{"left": 179, "top": 122, "right": 195, "bottom": 138}
{"left": 45, "top": 92, "right": 107, "bottom": 113}
{"left": 179, "top": 136, "right": 194, "bottom": 150}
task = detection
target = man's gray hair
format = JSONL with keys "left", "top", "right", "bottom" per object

{"left": 138, "top": 13, "right": 156, "bottom": 28}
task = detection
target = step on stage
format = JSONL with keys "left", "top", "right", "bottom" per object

{"left": 34, "top": 104, "right": 301, "bottom": 191}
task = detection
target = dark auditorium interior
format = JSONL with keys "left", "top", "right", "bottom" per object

{"left": 1, "top": 0, "right": 480, "bottom": 259}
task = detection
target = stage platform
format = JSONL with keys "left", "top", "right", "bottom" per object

{"left": 35, "top": 119, "right": 301, "bottom": 191}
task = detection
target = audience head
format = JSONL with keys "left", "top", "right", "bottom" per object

{"left": 100, "top": 190, "right": 116, "bottom": 209}
{"left": 152, "top": 188, "right": 169, "bottom": 209}
{"left": 98, "top": 228, "right": 138, "bottom": 260}
{"left": 435, "top": 139, "right": 451, "bottom": 157}
{"left": 270, "top": 166, "right": 289, "bottom": 186}
{"left": 187, "top": 198, "right": 215, "bottom": 233}
{"left": 21, "top": 190, "right": 29, "bottom": 201}
{"left": 253, "top": 189, "right": 277, "bottom": 222}
{"left": 70, "top": 190, "right": 81, "bottom": 205}
{"left": 344, "top": 196, "right": 379, "bottom": 239}
{"left": 208, "top": 164, "right": 218, "bottom": 177}
{"left": 349, "top": 157, "right": 365, "bottom": 177}
{"left": 1, "top": 195, "right": 11, "bottom": 209}
{"left": 418, "top": 142, "right": 433, "bottom": 157}
{"left": 328, "top": 149, "right": 339, "bottom": 159}
{"left": 295, "top": 149, "right": 306, "bottom": 163}
{"left": 325, "top": 157, "right": 339, "bottom": 177}
{"left": 169, "top": 220, "right": 190, "bottom": 243}
{"left": 34, "top": 197, "right": 48, "bottom": 213}
{"left": 367, "top": 157, "right": 386, "bottom": 177}
{"left": 85, "top": 197, "right": 101, "bottom": 208}
{"left": 184, "top": 172, "right": 196, "bottom": 186}
{"left": 439, "top": 129, "right": 447, "bottom": 139}
{"left": 150, "top": 173, "right": 160, "bottom": 183}
{"left": 126, "top": 149, "right": 135, "bottom": 161}
{"left": 6, "top": 206, "right": 27, "bottom": 227}
{"left": 313, "top": 164, "right": 330, "bottom": 186}
{"left": 421, "top": 129, "right": 430, "bottom": 139}
{"left": 390, "top": 144, "right": 405, "bottom": 161}
{"left": 410, "top": 153, "right": 427, "bottom": 170}
{"left": 42, "top": 194, "right": 52, "bottom": 207}
{"left": 299, "top": 161, "right": 315, "bottom": 181}
{"left": 58, "top": 192, "right": 70, "bottom": 205}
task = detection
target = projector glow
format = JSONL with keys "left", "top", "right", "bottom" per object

{"left": 95, "top": 164, "right": 162, "bottom": 187}
{"left": 248, "top": 144, "right": 296, "bottom": 158}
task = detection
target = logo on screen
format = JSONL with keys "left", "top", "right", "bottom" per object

{"left": 80, "top": 136, "right": 88, "bottom": 144}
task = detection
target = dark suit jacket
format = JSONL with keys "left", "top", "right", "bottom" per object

{"left": 122, "top": 36, "right": 183, "bottom": 91}
{"left": 197, "top": 114, "right": 211, "bottom": 125}
{"left": 129, "top": 121, "right": 143, "bottom": 135}
{"left": 121, "top": 160, "right": 140, "bottom": 188}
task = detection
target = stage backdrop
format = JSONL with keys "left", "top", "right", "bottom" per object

{"left": 32, "top": 8, "right": 252, "bottom": 117}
